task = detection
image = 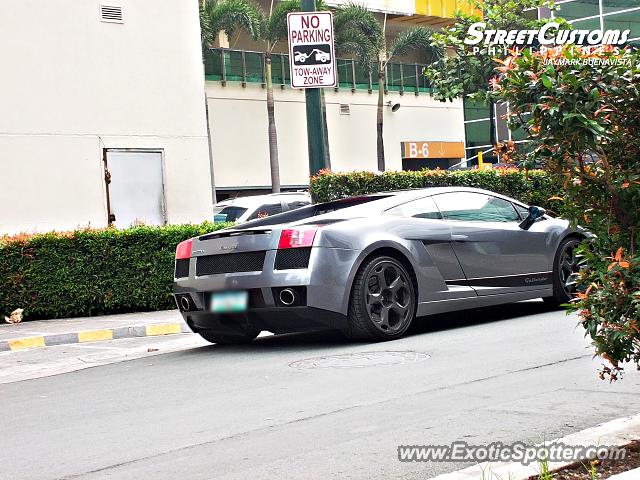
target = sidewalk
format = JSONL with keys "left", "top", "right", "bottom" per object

{"left": 0, "top": 310, "right": 191, "bottom": 352}
{"left": 429, "top": 413, "right": 640, "bottom": 480}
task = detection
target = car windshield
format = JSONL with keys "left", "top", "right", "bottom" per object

{"left": 213, "top": 206, "right": 248, "bottom": 223}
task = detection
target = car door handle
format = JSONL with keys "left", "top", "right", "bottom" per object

{"left": 451, "top": 234, "right": 469, "bottom": 242}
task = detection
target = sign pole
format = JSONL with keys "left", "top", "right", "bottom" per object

{"left": 300, "top": 0, "right": 327, "bottom": 176}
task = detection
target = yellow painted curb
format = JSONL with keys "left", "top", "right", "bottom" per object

{"left": 78, "top": 329, "right": 114, "bottom": 343}
{"left": 8, "top": 336, "right": 46, "bottom": 350}
{"left": 145, "top": 323, "right": 181, "bottom": 336}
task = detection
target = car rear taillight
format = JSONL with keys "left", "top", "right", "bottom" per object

{"left": 176, "top": 239, "right": 193, "bottom": 259}
{"left": 278, "top": 227, "right": 317, "bottom": 249}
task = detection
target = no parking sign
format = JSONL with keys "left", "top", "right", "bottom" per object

{"left": 287, "top": 11, "right": 337, "bottom": 89}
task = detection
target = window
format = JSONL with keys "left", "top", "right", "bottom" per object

{"left": 213, "top": 206, "right": 248, "bottom": 223}
{"left": 604, "top": 10, "right": 640, "bottom": 39}
{"left": 513, "top": 203, "right": 530, "bottom": 220}
{"left": 464, "top": 98, "right": 490, "bottom": 121}
{"left": 385, "top": 197, "right": 442, "bottom": 220}
{"left": 569, "top": 17, "right": 602, "bottom": 31}
{"left": 433, "top": 192, "right": 520, "bottom": 223}
{"left": 555, "top": 0, "right": 600, "bottom": 21}
{"left": 465, "top": 120, "right": 492, "bottom": 146}
{"left": 603, "top": 0, "right": 640, "bottom": 14}
{"left": 286, "top": 200, "right": 311, "bottom": 211}
{"left": 248, "top": 203, "right": 283, "bottom": 220}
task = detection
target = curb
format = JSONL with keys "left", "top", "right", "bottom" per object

{"left": 429, "top": 413, "right": 640, "bottom": 480}
{"left": 0, "top": 323, "right": 192, "bottom": 352}
{"left": 609, "top": 467, "right": 640, "bottom": 480}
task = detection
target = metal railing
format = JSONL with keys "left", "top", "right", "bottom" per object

{"left": 204, "top": 47, "right": 433, "bottom": 93}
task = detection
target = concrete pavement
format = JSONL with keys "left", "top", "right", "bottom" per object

{"left": 1, "top": 300, "right": 639, "bottom": 480}
{"left": 0, "top": 334, "right": 208, "bottom": 385}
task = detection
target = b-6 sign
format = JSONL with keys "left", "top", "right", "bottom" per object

{"left": 402, "top": 141, "right": 465, "bottom": 159}
{"left": 287, "top": 12, "right": 336, "bottom": 89}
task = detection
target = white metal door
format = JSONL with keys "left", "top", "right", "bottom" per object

{"left": 105, "top": 150, "right": 165, "bottom": 228}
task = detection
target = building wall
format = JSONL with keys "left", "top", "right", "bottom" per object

{"left": 325, "top": 0, "right": 416, "bottom": 15}
{"left": 207, "top": 82, "right": 465, "bottom": 190}
{"left": 0, "top": 0, "right": 212, "bottom": 234}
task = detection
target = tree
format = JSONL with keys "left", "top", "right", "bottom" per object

{"left": 200, "top": 0, "right": 262, "bottom": 53}
{"left": 425, "top": 0, "right": 562, "bottom": 159}
{"left": 493, "top": 45, "right": 640, "bottom": 380}
{"left": 426, "top": 0, "right": 561, "bottom": 102}
{"left": 334, "top": 4, "right": 440, "bottom": 171}
{"left": 202, "top": 0, "right": 330, "bottom": 193}
{"left": 201, "top": 0, "right": 291, "bottom": 193}
{"left": 257, "top": 0, "right": 304, "bottom": 193}
{"left": 200, "top": 0, "right": 263, "bottom": 202}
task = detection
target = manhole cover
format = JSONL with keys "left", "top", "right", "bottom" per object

{"left": 289, "top": 351, "right": 430, "bottom": 369}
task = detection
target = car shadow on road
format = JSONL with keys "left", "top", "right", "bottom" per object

{"left": 175, "top": 300, "right": 564, "bottom": 356}
{"left": 410, "top": 299, "right": 562, "bottom": 336}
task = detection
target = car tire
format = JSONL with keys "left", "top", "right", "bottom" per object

{"left": 543, "top": 236, "right": 582, "bottom": 307}
{"left": 198, "top": 329, "right": 260, "bottom": 345}
{"left": 344, "top": 255, "right": 417, "bottom": 341}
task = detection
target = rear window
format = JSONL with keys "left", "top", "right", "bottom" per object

{"left": 313, "top": 195, "right": 391, "bottom": 215}
{"left": 213, "top": 206, "right": 248, "bottom": 223}
{"left": 234, "top": 195, "right": 392, "bottom": 229}
{"left": 247, "top": 203, "right": 283, "bottom": 220}
{"left": 287, "top": 200, "right": 311, "bottom": 210}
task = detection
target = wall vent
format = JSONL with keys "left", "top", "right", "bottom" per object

{"left": 339, "top": 104, "right": 350, "bottom": 115}
{"left": 100, "top": 5, "right": 123, "bottom": 23}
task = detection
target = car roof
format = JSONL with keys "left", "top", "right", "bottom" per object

{"left": 311, "top": 187, "right": 527, "bottom": 218}
{"left": 378, "top": 186, "right": 525, "bottom": 203}
{"left": 215, "top": 192, "right": 310, "bottom": 208}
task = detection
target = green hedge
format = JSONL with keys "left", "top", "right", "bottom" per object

{"left": 310, "top": 169, "right": 562, "bottom": 211}
{"left": 0, "top": 222, "right": 230, "bottom": 321}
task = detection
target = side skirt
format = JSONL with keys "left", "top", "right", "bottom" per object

{"left": 416, "top": 289, "right": 553, "bottom": 317}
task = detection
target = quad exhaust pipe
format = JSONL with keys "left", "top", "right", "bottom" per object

{"left": 278, "top": 288, "right": 297, "bottom": 306}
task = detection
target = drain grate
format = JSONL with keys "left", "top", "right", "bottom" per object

{"left": 289, "top": 351, "right": 430, "bottom": 369}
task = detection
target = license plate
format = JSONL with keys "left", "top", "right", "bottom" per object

{"left": 210, "top": 291, "right": 248, "bottom": 313}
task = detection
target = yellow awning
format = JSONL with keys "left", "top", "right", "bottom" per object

{"left": 388, "top": 0, "right": 480, "bottom": 27}
{"left": 415, "top": 0, "right": 478, "bottom": 18}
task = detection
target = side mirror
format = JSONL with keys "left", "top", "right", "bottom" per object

{"left": 519, "top": 206, "right": 546, "bottom": 230}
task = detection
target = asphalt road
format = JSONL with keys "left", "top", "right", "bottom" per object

{"left": 2, "top": 301, "right": 640, "bottom": 480}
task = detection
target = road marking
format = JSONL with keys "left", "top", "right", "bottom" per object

{"left": 8, "top": 336, "right": 46, "bottom": 350}
{"left": 78, "top": 330, "right": 113, "bottom": 343}
{"left": 145, "top": 324, "right": 182, "bottom": 336}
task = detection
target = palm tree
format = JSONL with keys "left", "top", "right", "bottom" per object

{"left": 334, "top": 4, "right": 441, "bottom": 171}
{"left": 200, "top": 0, "right": 262, "bottom": 52}
{"left": 201, "top": 0, "right": 302, "bottom": 193}
{"left": 257, "top": 0, "right": 303, "bottom": 193}
{"left": 200, "top": 0, "right": 262, "bottom": 201}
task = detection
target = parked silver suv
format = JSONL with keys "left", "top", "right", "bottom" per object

{"left": 212, "top": 192, "right": 311, "bottom": 224}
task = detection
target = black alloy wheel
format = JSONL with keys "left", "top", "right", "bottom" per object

{"left": 345, "top": 256, "right": 416, "bottom": 341}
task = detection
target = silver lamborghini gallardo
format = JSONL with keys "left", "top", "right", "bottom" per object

{"left": 173, "top": 188, "right": 585, "bottom": 344}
